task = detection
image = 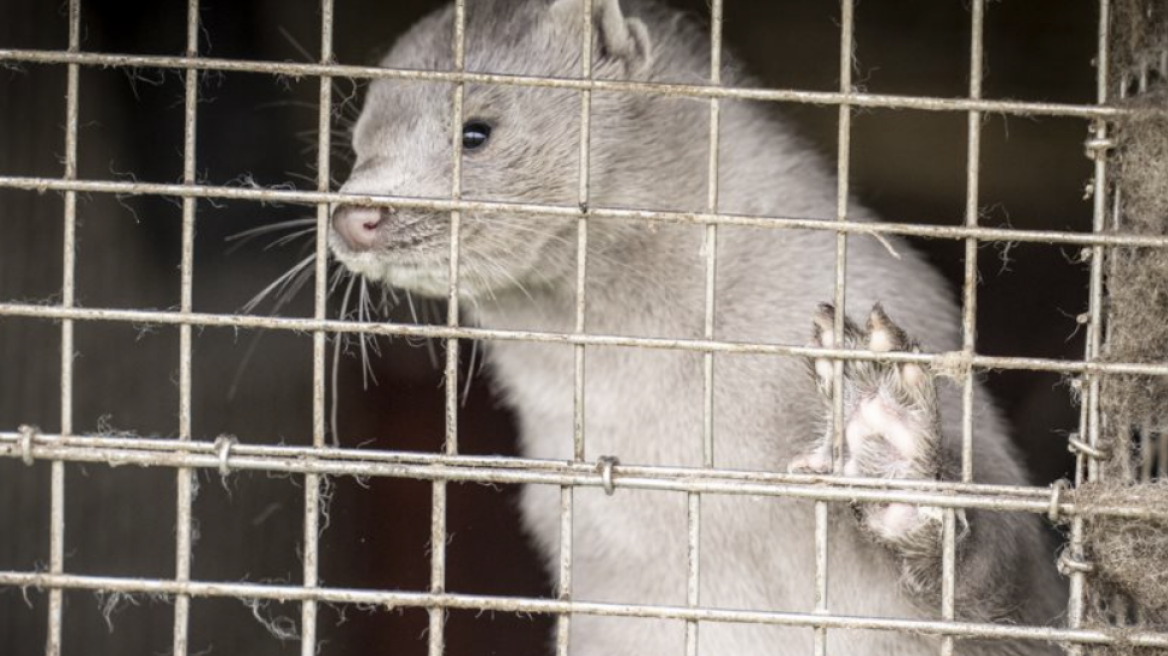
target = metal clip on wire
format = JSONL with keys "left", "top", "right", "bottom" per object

{"left": 18, "top": 424, "right": 38, "bottom": 466}
{"left": 596, "top": 456, "right": 619, "bottom": 496}
{"left": 1067, "top": 433, "right": 1109, "bottom": 461}
{"left": 1083, "top": 134, "right": 1116, "bottom": 160}
{"left": 1048, "top": 479, "right": 1070, "bottom": 524}
{"left": 1058, "top": 549, "right": 1095, "bottom": 576}
{"left": 214, "top": 434, "right": 238, "bottom": 477}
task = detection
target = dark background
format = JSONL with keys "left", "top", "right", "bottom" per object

{"left": 1, "top": 0, "right": 1098, "bottom": 654}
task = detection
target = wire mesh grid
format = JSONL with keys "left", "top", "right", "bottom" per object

{"left": 1, "top": 0, "right": 1167, "bottom": 654}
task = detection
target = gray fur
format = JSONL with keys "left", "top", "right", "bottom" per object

{"left": 331, "top": 0, "right": 1066, "bottom": 653}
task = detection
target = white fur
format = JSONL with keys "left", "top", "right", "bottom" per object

{"left": 331, "top": 1, "right": 1066, "bottom": 653}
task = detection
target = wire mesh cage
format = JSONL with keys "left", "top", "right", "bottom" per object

{"left": 1, "top": 0, "right": 1167, "bottom": 655}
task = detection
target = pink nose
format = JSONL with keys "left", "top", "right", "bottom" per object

{"left": 332, "top": 205, "right": 391, "bottom": 251}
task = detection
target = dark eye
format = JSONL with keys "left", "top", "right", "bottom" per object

{"left": 462, "top": 120, "right": 492, "bottom": 151}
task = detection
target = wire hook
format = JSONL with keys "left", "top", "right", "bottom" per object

{"left": 1048, "top": 479, "right": 1070, "bottom": 524}
{"left": 596, "top": 456, "right": 619, "bottom": 496}
{"left": 215, "top": 434, "right": 238, "bottom": 477}
{"left": 18, "top": 425, "right": 38, "bottom": 466}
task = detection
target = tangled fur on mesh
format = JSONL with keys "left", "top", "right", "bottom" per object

{"left": 1078, "top": 481, "right": 1168, "bottom": 619}
{"left": 1100, "top": 85, "right": 1168, "bottom": 476}
{"left": 1086, "top": 2, "right": 1168, "bottom": 653}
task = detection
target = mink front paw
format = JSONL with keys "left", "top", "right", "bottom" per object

{"left": 789, "top": 303, "right": 947, "bottom": 543}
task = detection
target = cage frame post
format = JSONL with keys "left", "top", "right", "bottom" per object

{"left": 430, "top": 2, "right": 469, "bottom": 654}
{"left": 172, "top": 1, "right": 201, "bottom": 654}
{"left": 688, "top": 1, "right": 725, "bottom": 655}
{"left": 814, "top": 1, "right": 858, "bottom": 652}
{"left": 938, "top": 2, "right": 989, "bottom": 654}
{"left": 555, "top": 0, "right": 596, "bottom": 653}
{"left": 298, "top": 2, "right": 336, "bottom": 655}
{"left": 1064, "top": 2, "right": 1114, "bottom": 653}
{"left": 45, "top": 2, "right": 82, "bottom": 654}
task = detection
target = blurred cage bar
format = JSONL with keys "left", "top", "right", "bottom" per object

{"left": 0, "top": 0, "right": 1167, "bottom": 655}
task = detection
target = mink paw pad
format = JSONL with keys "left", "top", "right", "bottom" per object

{"left": 789, "top": 303, "right": 945, "bottom": 540}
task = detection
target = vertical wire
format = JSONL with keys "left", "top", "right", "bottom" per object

{"left": 1158, "top": 426, "right": 1168, "bottom": 481}
{"left": 831, "top": 0, "right": 855, "bottom": 461}
{"left": 173, "top": 2, "right": 200, "bottom": 654}
{"left": 557, "top": 0, "right": 593, "bottom": 653}
{"left": 961, "top": 0, "right": 985, "bottom": 493}
{"left": 303, "top": 2, "right": 334, "bottom": 654}
{"left": 1067, "top": 1, "right": 1111, "bottom": 651}
{"left": 941, "top": 3, "right": 985, "bottom": 654}
{"left": 684, "top": 491, "right": 702, "bottom": 656}
{"left": 1085, "top": 2, "right": 1111, "bottom": 489}
{"left": 555, "top": 483, "right": 574, "bottom": 656}
{"left": 432, "top": 2, "right": 467, "bottom": 653}
{"left": 702, "top": 0, "right": 723, "bottom": 468}
{"left": 817, "top": 2, "right": 854, "bottom": 654}
{"left": 1103, "top": 83, "right": 1126, "bottom": 484}
{"left": 48, "top": 2, "right": 81, "bottom": 654}
{"left": 813, "top": 498, "right": 828, "bottom": 653}
{"left": 1140, "top": 422, "right": 1153, "bottom": 483}
{"left": 688, "top": 4, "right": 723, "bottom": 656}
{"left": 443, "top": 0, "right": 466, "bottom": 458}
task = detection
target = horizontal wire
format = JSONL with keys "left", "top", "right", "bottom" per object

{"left": 0, "top": 48, "right": 1127, "bottom": 119}
{"left": 2, "top": 25, "right": 1154, "bottom": 652}
{"left": 2, "top": 302, "right": 1167, "bottom": 377}
{"left": 3, "top": 175, "right": 1166, "bottom": 249}
{"left": 0, "top": 571, "right": 1166, "bottom": 648}
{"left": 1, "top": 431, "right": 1163, "bottom": 521}
{"left": 3, "top": 9, "right": 1157, "bottom": 653}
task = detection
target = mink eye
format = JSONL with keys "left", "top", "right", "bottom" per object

{"left": 462, "top": 120, "right": 492, "bottom": 151}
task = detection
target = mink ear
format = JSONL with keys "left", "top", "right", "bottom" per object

{"left": 549, "top": 0, "right": 653, "bottom": 74}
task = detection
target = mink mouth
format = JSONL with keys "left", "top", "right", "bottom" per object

{"left": 330, "top": 236, "right": 446, "bottom": 266}
{"left": 327, "top": 213, "right": 447, "bottom": 257}
{"left": 328, "top": 213, "right": 555, "bottom": 298}
{"left": 382, "top": 233, "right": 441, "bottom": 253}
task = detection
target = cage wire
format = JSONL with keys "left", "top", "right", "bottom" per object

{"left": 2, "top": 0, "right": 1168, "bottom": 655}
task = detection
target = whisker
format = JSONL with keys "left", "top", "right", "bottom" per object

{"left": 231, "top": 248, "right": 340, "bottom": 405}
{"left": 328, "top": 265, "right": 344, "bottom": 293}
{"left": 404, "top": 289, "right": 423, "bottom": 324}
{"left": 271, "top": 258, "right": 317, "bottom": 312}
{"left": 463, "top": 282, "right": 490, "bottom": 403}
{"left": 225, "top": 218, "right": 318, "bottom": 254}
{"left": 416, "top": 292, "right": 440, "bottom": 367}
{"left": 357, "top": 278, "right": 380, "bottom": 390}
{"left": 462, "top": 335, "right": 478, "bottom": 406}
{"left": 360, "top": 280, "right": 386, "bottom": 360}
{"left": 399, "top": 288, "right": 434, "bottom": 361}
{"left": 285, "top": 168, "right": 348, "bottom": 189}
{"left": 330, "top": 273, "right": 361, "bottom": 446}
{"left": 255, "top": 99, "right": 328, "bottom": 112}
{"left": 464, "top": 243, "right": 536, "bottom": 304}
{"left": 277, "top": 26, "right": 364, "bottom": 118}
{"left": 226, "top": 260, "right": 313, "bottom": 401}
{"left": 242, "top": 254, "right": 315, "bottom": 314}
{"left": 226, "top": 218, "right": 317, "bottom": 241}
{"left": 265, "top": 227, "right": 318, "bottom": 251}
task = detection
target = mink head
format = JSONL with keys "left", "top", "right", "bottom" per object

{"left": 330, "top": 0, "right": 712, "bottom": 299}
